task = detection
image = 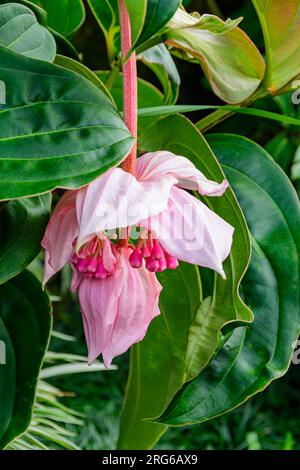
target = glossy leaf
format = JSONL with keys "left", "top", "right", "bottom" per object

{"left": 138, "top": 43, "right": 180, "bottom": 104}
{"left": 252, "top": 0, "right": 300, "bottom": 92}
{"left": 118, "top": 116, "right": 253, "bottom": 449}
{"left": 158, "top": 134, "right": 300, "bottom": 425}
{"left": 55, "top": 55, "right": 114, "bottom": 101}
{"left": 0, "top": 0, "right": 47, "bottom": 24}
{"left": 30, "top": 0, "right": 85, "bottom": 37}
{"left": 265, "top": 133, "right": 296, "bottom": 172}
{"left": 0, "top": 3, "right": 56, "bottom": 62}
{"left": 165, "top": 9, "right": 265, "bottom": 104}
{"left": 134, "top": 0, "right": 181, "bottom": 50}
{"left": 0, "top": 270, "right": 52, "bottom": 448}
{"left": 0, "top": 47, "right": 134, "bottom": 200}
{"left": 0, "top": 194, "right": 51, "bottom": 285}
{"left": 118, "top": 263, "right": 202, "bottom": 450}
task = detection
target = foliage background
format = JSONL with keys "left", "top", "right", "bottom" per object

{"left": 38, "top": 0, "right": 300, "bottom": 450}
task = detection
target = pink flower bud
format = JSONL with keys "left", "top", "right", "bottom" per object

{"left": 166, "top": 256, "right": 179, "bottom": 270}
{"left": 151, "top": 240, "right": 164, "bottom": 260}
{"left": 129, "top": 248, "right": 143, "bottom": 268}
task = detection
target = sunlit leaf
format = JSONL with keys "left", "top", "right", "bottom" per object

{"left": 165, "top": 9, "right": 265, "bottom": 103}
{"left": 252, "top": 0, "right": 300, "bottom": 92}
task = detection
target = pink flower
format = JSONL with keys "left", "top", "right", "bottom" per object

{"left": 42, "top": 151, "right": 234, "bottom": 366}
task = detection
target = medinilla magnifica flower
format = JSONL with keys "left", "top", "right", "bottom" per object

{"left": 42, "top": 151, "right": 234, "bottom": 367}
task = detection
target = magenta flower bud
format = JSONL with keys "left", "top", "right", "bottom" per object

{"left": 166, "top": 256, "right": 179, "bottom": 270}
{"left": 141, "top": 245, "right": 151, "bottom": 258}
{"left": 157, "top": 257, "right": 167, "bottom": 272}
{"left": 77, "top": 258, "right": 90, "bottom": 273}
{"left": 95, "top": 260, "right": 107, "bottom": 279}
{"left": 87, "top": 257, "right": 98, "bottom": 273}
{"left": 129, "top": 248, "right": 143, "bottom": 268}
{"left": 146, "top": 258, "right": 160, "bottom": 272}
{"left": 151, "top": 240, "right": 164, "bottom": 260}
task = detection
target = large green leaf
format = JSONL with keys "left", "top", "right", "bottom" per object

{"left": 252, "top": 0, "right": 300, "bottom": 92}
{"left": 0, "top": 47, "right": 134, "bottom": 200}
{"left": 30, "top": 0, "right": 85, "bottom": 37}
{"left": 0, "top": 3, "right": 56, "bottom": 62}
{"left": 118, "top": 116, "right": 253, "bottom": 449}
{"left": 0, "top": 270, "right": 52, "bottom": 448}
{"left": 0, "top": 194, "right": 50, "bottom": 284}
{"left": 138, "top": 43, "right": 180, "bottom": 104}
{"left": 165, "top": 9, "right": 265, "bottom": 104}
{"left": 139, "top": 116, "right": 253, "bottom": 378}
{"left": 118, "top": 263, "right": 202, "bottom": 450}
{"left": 0, "top": 0, "right": 47, "bottom": 24}
{"left": 158, "top": 134, "right": 300, "bottom": 425}
{"left": 55, "top": 55, "right": 114, "bottom": 101}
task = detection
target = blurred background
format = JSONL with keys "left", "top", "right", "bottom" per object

{"left": 41, "top": 0, "right": 300, "bottom": 450}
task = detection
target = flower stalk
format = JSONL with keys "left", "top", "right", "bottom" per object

{"left": 119, "top": 0, "right": 138, "bottom": 174}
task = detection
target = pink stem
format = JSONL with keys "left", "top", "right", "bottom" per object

{"left": 119, "top": 0, "right": 137, "bottom": 175}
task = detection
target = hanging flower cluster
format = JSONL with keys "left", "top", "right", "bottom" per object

{"left": 42, "top": 151, "right": 233, "bottom": 367}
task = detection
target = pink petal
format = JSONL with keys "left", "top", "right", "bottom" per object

{"left": 136, "top": 151, "right": 229, "bottom": 196}
{"left": 76, "top": 168, "right": 177, "bottom": 248}
{"left": 102, "top": 248, "right": 162, "bottom": 367}
{"left": 77, "top": 259, "right": 124, "bottom": 365}
{"left": 144, "top": 187, "right": 234, "bottom": 278}
{"left": 42, "top": 191, "right": 78, "bottom": 285}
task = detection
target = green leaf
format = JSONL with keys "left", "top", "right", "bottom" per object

{"left": 118, "top": 116, "right": 253, "bottom": 449}
{"left": 0, "top": 47, "right": 134, "bottom": 200}
{"left": 0, "top": 0, "right": 48, "bottom": 24}
{"left": 0, "top": 270, "right": 52, "bottom": 448}
{"left": 30, "top": 0, "right": 85, "bottom": 37}
{"left": 265, "top": 133, "right": 296, "bottom": 172}
{"left": 138, "top": 43, "right": 180, "bottom": 104}
{"left": 165, "top": 9, "right": 265, "bottom": 104}
{"left": 0, "top": 3, "right": 56, "bottom": 62}
{"left": 252, "top": 0, "right": 300, "bottom": 92}
{"left": 87, "top": 0, "right": 119, "bottom": 63}
{"left": 158, "top": 134, "right": 300, "bottom": 425}
{"left": 139, "top": 115, "right": 253, "bottom": 381}
{"left": 97, "top": 71, "right": 164, "bottom": 133}
{"left": 0, "top": 194, "right": 51, "bottom": 285}
{"left": 134, "top": 0, "right": 181, "bottom": 50}
{"left": 137, "top": 104, "right": 300, "bottom": 127}
{"left": 291, "top": 145, "right": 300, "bottom": 182}
{"left": 54, "top": 55, "right": 114, "bottom": 101}
{"left": 118, "top": 263, "right": 202, "bottom": 450}
{"left": 125, "top": 0, "right": 147, "bottom": 45}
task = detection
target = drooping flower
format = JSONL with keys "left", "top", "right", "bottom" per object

{"left": 42, "top": 151, "right": 234, "bottom": 366}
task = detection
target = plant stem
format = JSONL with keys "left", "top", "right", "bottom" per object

{"left": 118, "top": 0, "right": 137, "bottom": 174}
